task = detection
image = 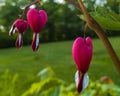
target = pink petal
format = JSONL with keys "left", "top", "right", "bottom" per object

{"left": 27, "top": 8, "right": 47, "bottom": 33}
{"left": 72, "top": 37, "right": 93, "bottom": 73}
{"left": 14, "top": 19, "right": 28, "bottom": 34}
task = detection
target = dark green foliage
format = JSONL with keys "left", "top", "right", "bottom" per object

{"left": 91, "top": 7, "right": 120, "bottom": 31}
{"left": 79, "top": 6, "right": 120, "bottom": 31}
{"left": 0, "top": 0, "right": 120, "bottom": 48}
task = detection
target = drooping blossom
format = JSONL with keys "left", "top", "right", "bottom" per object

{"left": 27, "top": 8, "right": 47, "bottom": 51}
{"left": 72, "top": 37, "right": 93, "bottom": 73}
{"left": 9, "top": 19, "right": 28, "bottom": 48}
{"left": 72, "top": 37, "right": 93, "bottom": 93}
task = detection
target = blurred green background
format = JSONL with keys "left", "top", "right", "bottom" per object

{"left": 0, "top": 0, "right": 120, "bottom": 96}
{"left": 0, "top": 0, "right": 120, "bottom": 48}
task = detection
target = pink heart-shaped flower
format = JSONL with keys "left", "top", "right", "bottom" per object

{"left": 27, "top": 8, "right": 47, "bottom": 51}
{"left": 14, "top": 19, "right": 28, "bottom": 34}
{"left": 14, "top": 19, "right": 28, "bottom": 48}
{"left": 72, "top": 37, "right": 93, "bottom": 93}
{"left": 27, "top": 8, "right": 47, "bottom": 33}
{"left": 9, "top": 19, "right": 28, "bottom": 35}
{"left": 9, "top": 19, "right": 28, "bottom": 48}
{"left": 72, "top": 37, "right": 93, "bottom": 73}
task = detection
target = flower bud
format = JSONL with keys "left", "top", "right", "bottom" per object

{"left": 27, "top": 8, "right": 47, "bottom": 51}
{"left": 9, "top": 19, "right": 28, "bottom": 48}
{"left": 72, "top": 37, "right": 93, "bottom": 73}
{"left": 72, "top": 37, "right": 93, "bottom": 93}
{"left": 27, "top": 8, "right": 47, "bottom": 33}
{"left": 14, "top": 19, "right": 28, "bottom": 34}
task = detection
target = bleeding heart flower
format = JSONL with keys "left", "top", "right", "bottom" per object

{"left": 72, "top": 37, "right": 93, "bottom": 73}
{"left": 72, "top": 37, "right": 93, "bottom": 93}
{"left": 9, "top": 19, "right": 28, "bottom": 48}
{"left": 27, "top": 8, "right": 47, "bottom": 51}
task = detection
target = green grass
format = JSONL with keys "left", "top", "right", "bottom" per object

{"left": 0, "top": 36, "right": 120, "bottom": 86}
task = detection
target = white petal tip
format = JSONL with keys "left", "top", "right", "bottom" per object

{"left": 75, "top": 71, "right": 89, "bottom": 92}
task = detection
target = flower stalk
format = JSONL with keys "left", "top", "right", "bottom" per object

{"left": 19, "top": 0, "right": 40, "bottom": 19}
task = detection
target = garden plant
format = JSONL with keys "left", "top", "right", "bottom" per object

{"left": 0, "top": 0, "right": 120, "bottom": 95}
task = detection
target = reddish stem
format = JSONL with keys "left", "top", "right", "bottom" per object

{"left": 20, "top": 0, "right": 40, "bottom": 19}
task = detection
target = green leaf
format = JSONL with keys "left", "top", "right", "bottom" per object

{"left": 21, "top": 78, "right": 62, "bottom": 96}
{"left": 78, "top": 6, "right": 120, "bottom": 30}
{"left": 37, "top": 67, "right": 56, "bottom": 81}
{"left": 101, "top": 84, "right": 120, "bottom": 95}
{"left": 40, "top": 86, "right": 61, "bottom": 96}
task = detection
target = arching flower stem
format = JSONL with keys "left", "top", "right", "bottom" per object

{"left": 19, "top": 0, "right": 41, "bottom": 19}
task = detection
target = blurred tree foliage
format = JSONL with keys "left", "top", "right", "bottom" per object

{"left": 0, "top": 0, "right": 119, "bottom": 48}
